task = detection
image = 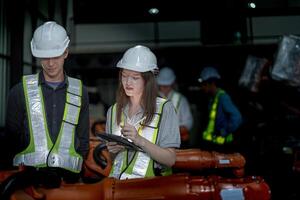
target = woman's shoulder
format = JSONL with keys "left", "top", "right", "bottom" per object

{"left": 107, "top": 103, "right": 117, "bottom": 111}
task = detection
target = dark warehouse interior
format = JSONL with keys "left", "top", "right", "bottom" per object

{"left": 1, "top": 0, "right": 300, "bottom": 199}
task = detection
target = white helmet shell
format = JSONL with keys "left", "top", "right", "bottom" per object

{"left": 156, "top": 67, "right": 176, "bottom": 85}
{"left": 31, "top": 21, "right": 70, "bottom": 58}
{"left": 198, "top": 67, "right": 221, "bottom": 83}
{"left": 117, "top": 45, "right": 158, "bottom": 72}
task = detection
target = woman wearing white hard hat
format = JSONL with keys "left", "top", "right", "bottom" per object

{"left": 6, "top": 21, "right": 90, "bottom": 182}
{"left": 105, "top": 45, "right": 180, "bottom": 179}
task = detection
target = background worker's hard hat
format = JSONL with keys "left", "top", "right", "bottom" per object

{"left": 156, "top": 67, "right": 176, "bottom": 85}
{"left": 198, "top": 67, "right": 221, "bottom": 83}
{"left": 31, "top": 21, "right": 70, "bottom": 58}
{"left": 117, "top": 45, "right": 158, "bottom": 73}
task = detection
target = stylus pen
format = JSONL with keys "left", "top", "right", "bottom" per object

{"left": 122, "top": 116, "right": 146, "bottom": 142}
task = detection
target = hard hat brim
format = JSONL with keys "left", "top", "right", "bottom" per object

{"left": 157, "top": 78, "right": 175, "bottom": 86}
{"left": 198, "top": 76, "right": 220, "bottom": 83}
{"left": 31, "top": 48, "right": 66, "bottom": 58}
{"left": 116, "top": 62, "right": 158, "bottom": 73}
{"left": 30, "top": 39, "right": 69, "bottom": 58}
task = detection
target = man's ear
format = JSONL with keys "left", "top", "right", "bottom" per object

{"left": 63, "top": 49, "right": 69, "bottom": 59}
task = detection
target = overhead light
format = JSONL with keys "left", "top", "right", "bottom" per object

{"left": 248, "top": 2, "right": 256, "bottom": 9}
{"left": 148, "top": 8, "right": 159, "bottom": 15}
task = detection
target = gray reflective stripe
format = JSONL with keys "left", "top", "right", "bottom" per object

{"left": 111, "top": 104, "right": 122, "bottom": 136}
{"left": 109, "top": 104, "right": 126, "bottom": 178}
{"left": 52, "top": 122, "right": 83, "bottom": 172}
{"left": 67, "top": 92, "right": 81, "bottom": 107}
{"left": 14, "top": 74, "right": 49, "bottom": 166}
{"left": 171, "top": 92, "right": 181, "bottom": 111}
{"left": 52, "top": 78, "right": 83, "bottom": 172}
{"left": 14, "top": 151, "right": 49, "bottom": 166}
{"left": 120, "top": 172, "right": 142, "bottom": 179}
{"left": 110, "top": 152, "right": 125, "bottom": 178}
{"left": 24, "top": 75, "right": 48, "bottom": 152}
{"left": 120, "top": 151, "right": 151, "bottom": 179}
{"left": 67, "top": 77, "right": 81, "bottom": 96}
{"left": 64, "top": 77, "right": 81, "bottom": 125}
{"left": 59, "top": 122, "right": 74, "bottom": 150}
{"left": 64, "top": 103, "right": 80, "bottom": 125}
{"left": 144, "top": 112, "right": 161, "bottom": 129}
{"left": 47, "top": 152, "right": 83, "bottom": 172}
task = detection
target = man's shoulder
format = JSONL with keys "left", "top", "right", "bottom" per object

{"left": 7, "top": 82, "right": 24, "bottom": 101}
{"left": 9, "top": 82, "right": 23, "bottom": 93}
{"left": 173, "top": 91, "right": 190, "bottom": 102}
{"left": 173, "top": 90, "right": 187, "bottom": 98}
{"left": 218, "top": 92, "right": 232, "bottom": 104}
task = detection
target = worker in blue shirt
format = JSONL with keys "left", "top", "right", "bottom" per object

{"left": 198, "top": 67, "right": 242, "bottom": 153}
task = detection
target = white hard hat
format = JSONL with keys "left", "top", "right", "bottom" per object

{"left": 156, "top": 67, "right": 176, "bottom": 85}
{"left": 117, "top": 45, "right": 158, "bottom": 73}
{"left": 198, "top": 67, "right": 221, "bottom": 83}
{"left": 31, "top": 21, "right": 70, "bottom": 58}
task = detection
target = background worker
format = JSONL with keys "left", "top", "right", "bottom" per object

{"left": 198, "top": 66, "right": 242, "bottom": 153}
{"left": 156, "top": 67, "right": 194, "bottom": 148}
{"left": 5, "top": 21, "right": 90, "bottom": 183}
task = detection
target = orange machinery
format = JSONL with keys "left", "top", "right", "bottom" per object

{"left": 6, "top": 174, "right": 270, "bottom": 200}
{"left": 84, "top": 139, "right": 246, "bottom": 179}
{"left": 0, "top": 139, "right": 270, "bottom": 200}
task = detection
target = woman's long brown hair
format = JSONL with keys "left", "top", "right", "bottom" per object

{"left": 116, "top": 69, "right": 158, "bottom": 126}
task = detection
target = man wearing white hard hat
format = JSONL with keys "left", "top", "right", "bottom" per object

{"left": 198, "top": 66, "right": 242, "bottom": 153}
{"left": 105, "top": 45, "right": 180, "bottom": 179}
{"left": 5, "top": 21, "right": 90, "bottom": 182}
{"left": 157, "top": 67, "right": 194, "bottom": 148}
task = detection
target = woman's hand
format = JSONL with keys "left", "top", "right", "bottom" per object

{"left": 121, "top": 123, "right": 144, "bottom": 147}
{"left": 106, "top": 141, "right": 125, "bottom": 154}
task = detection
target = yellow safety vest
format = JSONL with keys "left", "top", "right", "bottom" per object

{"left": 202, "top": 89, "right": 233, "bottom": 145}
{"left": 13, "top": 73, "right": 83, "bottom": 173}
{"left": 109, "top": 97, "right": 167, "bottom": 179}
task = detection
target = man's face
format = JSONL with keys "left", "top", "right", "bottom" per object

{"left": 200, "top": 82, "right": 210, "bottom": 94}
{"left": 40, "top": 50, "right": 68, "bottom": 82}
{"left": 158, "top": 85, "right": 172, "bottom": 96}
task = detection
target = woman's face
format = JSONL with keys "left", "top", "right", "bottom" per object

{"left": 121, "top": 69, "right": 145, "bottom": 98}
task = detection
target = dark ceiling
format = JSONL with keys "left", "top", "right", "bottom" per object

{"left": 73, "top": 0, "right": 300, "bottom": 24}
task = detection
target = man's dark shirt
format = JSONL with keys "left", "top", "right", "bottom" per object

{"left": 5, "top": 72, "right": 90, "bottom": 160}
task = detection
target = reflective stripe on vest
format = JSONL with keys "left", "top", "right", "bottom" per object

{"left": 109, "top": 104, "right": 126, "bottom": 178}
{"left": 202, "top": 89, "right": 233, "bottom": 145}
{"left": 170, "top": 91, "right": 182, "bottom": 111}
{"left": 13, "top": 74, "right": 83, "bottom": 173}
{"left": 109, "top": 97, "right": 167, "bottom": 179}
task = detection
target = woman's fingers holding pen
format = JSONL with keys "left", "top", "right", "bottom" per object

{"left": 121, "top": 123, "right": 139, "bottom": 143}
